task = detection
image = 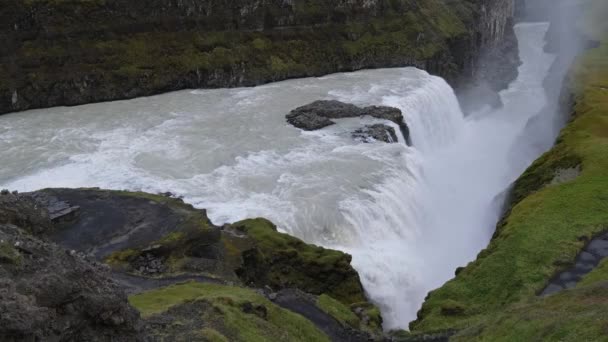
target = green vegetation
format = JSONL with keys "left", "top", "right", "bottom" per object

{"left": 453, "top": 283, "right": 608, "bottom": 341}
{"left": 129, "top": 281, "right": 330, "bottom": 342}
{"left": 199, "top": 328, "right": 229, "bottom": 342}
{"left": 232, "top": 218, "right": 366, "bottom": 305}
{"left": 579, "top": 259, "right": 608, "bottom": 287}
{"left": 411, "top": 1, "right": 608, "bottom": 337}
{"left": 0, "top": 241, "right": 21, "bottom": 265}
{"left": 351, "top": 301, "right": 384, "bottom": 334}
{"left": 317, "top": 294, "right": 360, "bottom": 328}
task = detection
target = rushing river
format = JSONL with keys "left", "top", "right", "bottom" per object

{"left": 0, "top": 23, "right": 556, "bottom": 329}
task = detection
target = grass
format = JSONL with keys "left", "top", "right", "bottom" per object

{"left": 316, "top": 294, "right": 361, "bottom": 328}
{"left": 411, "top": 1, "right": 608, "bottom": 334}
{"left": 579, "top": 258, "right": 608, "bottom": 287}
{"left": 452, "top": 282, "right": 608, "bottom": 341}
{"left": 129, "top": 281, "right": 330, "bottom": 342}
{"left": 0, "top": 241, "right": 21, "bottom": 265}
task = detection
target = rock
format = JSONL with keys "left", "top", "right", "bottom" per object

{"left": 353, "top": 124, "right": 398, "bottom": 143}
{"left": 0, "top": 192, "right": 51, "bottom": 235}
{"left": 287, "top": 100, "right": 410, "bottom": 144}
{"left": 0, "top": 221, "right": 141, "bottom": 340}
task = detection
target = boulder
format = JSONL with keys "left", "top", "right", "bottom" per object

{"left": 286, "top": 100, "right": 410, "bottom": 144}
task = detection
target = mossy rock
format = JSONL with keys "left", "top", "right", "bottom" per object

{"left": 129, "top": 281, "right": 331, "bottom": 342}
{"left": 230, "top": 218, "right": 366, "bottom": 305}
{"left": 0, "top": 241, "right": 21, "bottom": 266}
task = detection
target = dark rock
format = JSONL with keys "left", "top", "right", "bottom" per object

{"left": 0, "top": 192, "right": 51, "bottom": 235}
{"left": 287, "top": 100, "right": 410, "bottom": 144}
{"left": 353, "top": 124, "right": 398, "bottom": 143}
{"left": 272, "top": 288, "right": 373, "bottom": 342}
{"left": 0, "top": 223, "right": 141, "bottom": 341}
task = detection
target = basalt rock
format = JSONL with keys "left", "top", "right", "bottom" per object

{"left": 0, "top": 190, "right": 51, "bottom": 235}
{"left": 0, "top": 196, "right": 141, "bottom": 341}
{"left": 287, "top": 100, "right": 410, "bottom": 144}
{"left": 353, "top": 124, "right": 399, "bottom": 143}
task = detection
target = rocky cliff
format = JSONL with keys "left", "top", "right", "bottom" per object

{"left": 0, "top": 188, "right": 387, "bottom": 341}
{"left": 1, "top": 0, "right": 516, "bottom": 114}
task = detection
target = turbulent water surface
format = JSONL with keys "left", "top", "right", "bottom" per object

{"left": 0, "top": 23, "right": 556, "bottom": 329}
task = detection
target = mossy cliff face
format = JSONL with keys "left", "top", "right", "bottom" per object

{"left": 409, "top": 1, "right": 608, "bottom": 340}
{"left": 1, "top": 0, "right": 515, "bottom": 114}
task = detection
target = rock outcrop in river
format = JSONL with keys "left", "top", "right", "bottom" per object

{"left": 1, "top": 0, "right": 518, "bottom": 114}
{"left": 0, "top": 188, "right": 384, "bottom": 341}
{"left": 287, "top": 100, "right": 409, "bottom": 144}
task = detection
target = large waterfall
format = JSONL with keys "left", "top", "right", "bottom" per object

{"left": 0, "top": 23, "right": 557, "bottom": 329}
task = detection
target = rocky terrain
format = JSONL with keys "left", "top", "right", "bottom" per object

{"left": 0, "top": 0, "right": 518, "bottom": 114}
{"left": 0, "top": 188, "right": 387, "bottom": 341}
{"left": 0, "top": 192, "right": 140, "bottom": 341}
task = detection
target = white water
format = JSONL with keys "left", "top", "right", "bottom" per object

{"left": 0, "top": 23, "right": 556, "bottom": 329}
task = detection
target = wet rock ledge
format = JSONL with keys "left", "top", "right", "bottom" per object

{"left": 0, "top": 188, "right": 386, "bottom": 341}
{"left": 286, "top": 100, "right": 411, "bottom": 144}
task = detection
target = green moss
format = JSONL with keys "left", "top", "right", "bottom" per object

{"left": 351, "top": 302, "right": 383, "bottom": 335}
{"left": 0, "top": 242, "right": 21, "bottom": 265}
{"left": 232, "top": 218, "right": 366, "bottom": 305}
{"left": 452, "top": 283, "right": 608, "bottom": 341}
{"left": 439, "top": 300, "right": 467, "bottom": 316}
{"left": 316, "top": 294, "right": 360, "bottom": 328}
{"left": 105, "top": 248, "right": 139, "bottom": 265}
{"left": 578, "top": 258, "right": 608, "bottom": 287}
{"left": 129, "top": 281, "right": 330, "bottom": 342}
{"left": 411, "top": 3, "right": 608, "bottom": 332}
{"left": 199, "top": 328, "right": 229, "bottom": 342}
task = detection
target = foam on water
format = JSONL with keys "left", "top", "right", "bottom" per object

{"left": 0, "top": 23, "right": 557, "bottom": 330}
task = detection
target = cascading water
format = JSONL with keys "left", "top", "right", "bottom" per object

{"left": 0, "top": 22, "right": 558, "bottom": 330}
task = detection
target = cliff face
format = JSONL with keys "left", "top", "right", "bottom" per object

{"left": 1, "top": 0, "right": 515, "bottom": 114}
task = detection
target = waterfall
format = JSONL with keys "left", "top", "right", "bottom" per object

{"left": 0, "top": 23, "right": 555, "bottom": 332}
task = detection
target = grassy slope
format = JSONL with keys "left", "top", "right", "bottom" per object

{"left": 129, "top": 281, "right": 331, "bottom": 342}
{"left": 411, "top": 0, "right": 608, "bottom": 336}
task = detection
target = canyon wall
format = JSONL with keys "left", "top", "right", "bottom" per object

{"left": 0, "top": 0, "right": 515, "bottom": 114}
